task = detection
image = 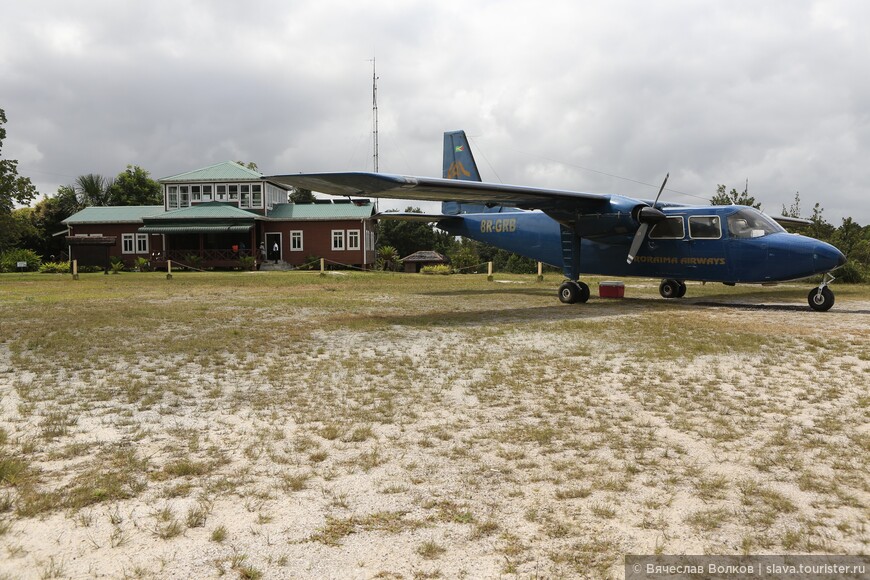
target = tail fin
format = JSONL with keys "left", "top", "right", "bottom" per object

{"left": 442, "top": 130, "right": 481, "bottom": 181}
{"left": 442, "top": 130, "right": 505, "bottom": 215}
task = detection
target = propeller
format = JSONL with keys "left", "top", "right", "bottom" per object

{"left": 627, "top": 173, "right": 669, "bottom": 264}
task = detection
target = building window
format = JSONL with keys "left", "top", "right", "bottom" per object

{"left": 202, "top": 185, "right": 212, "bottom": 202}
{"left": 122, "top": 234, "right": 135, "bottom": 254}
{"left": 332, "top": 230, "right": 344, "bottom": 251}
{"left": 240, "top": 184, "right": 251, "bottom": 208}
{"left": 136, "top": 233, "right": 148, "bottom": 254}
{"left": 179, "top": 185, "right": 190, "bottom": 208}
{"left": 191, "top": 185, "right": 201, "bottom": 202}
{"left": 290, "top": 230, "right": 303, "bottom": 251}
{"left": 216, "top": 184, "right": 227, "bottom": 201}
{"left": 168, "top": 186, "right": 178, "bottom": 209}
{"left": 228, "top": 184, "right": 239, "bottom": 202}
{"left": 252, "top": 184, "right": 262, "bottom": 208}
{"left": 347, "top": 229, "right": 360, "bottom": 251}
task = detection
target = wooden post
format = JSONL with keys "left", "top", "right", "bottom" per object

{"left": 166, "top": 260, "right": 173, "bottom": 280}
{"left": 537, "top": 261, "right": 544, "bottom": 282}
{"left": 487, "top": 261, "right": 493, "bottom": 282}
{"left": 319, "top": 258, "right": 326, "bottom": 277}
{"left": 72, "top": 259, "right": 79, "bottom": 281}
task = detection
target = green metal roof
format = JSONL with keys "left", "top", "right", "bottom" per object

{"left": 160, "top": 161, "right": 264, "bottom": 183}
{"left": 146, "top": 202, "right": 260, "bottom": 221}
{"left": 139, "top": 223, "right": 253, "bottom": 234}
{"left": 62, "top": 206, "right": 165, "bottom": 225}
{"left": 267, "top": 202, "right": 374, "bottom": 220}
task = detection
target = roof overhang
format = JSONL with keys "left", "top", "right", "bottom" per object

{"left": 139, "top": 223, "right": 253, "bottom": 234}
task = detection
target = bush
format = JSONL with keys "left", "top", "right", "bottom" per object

{"left": 0, "top": 249, "right": 42, "bottom": 273}
{"left": 238, "top": 256, "right": 255, "bottom": 271}
{"left": 836, "top": 260, "right": 867, "bottom": 284}
{"left": 420, "top": 264, "right": 452, "bottom": 275}
{"left": 134, "top": 257, "right": 152, "bottom": 272}
{"left": 39, "top": 261, "right": 71, "bottom": 274}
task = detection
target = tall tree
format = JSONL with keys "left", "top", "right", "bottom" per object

{"left": 0, "top": 108, "right": 39, "bottom": 250}
{"left": 290, "top": 187, "right": 315, "bottom": 203}
{"left": 710, "top": 182, "right": 761, "bottom": 209}
{"left": 75, "top": 173, "right": 113, "bottom": 206}
{"left": 106, "top": 165, "right": 161, "bottom": 205}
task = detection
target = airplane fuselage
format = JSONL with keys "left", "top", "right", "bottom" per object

{"left": 441, "top": 205, "right": 845, "bottom": 284}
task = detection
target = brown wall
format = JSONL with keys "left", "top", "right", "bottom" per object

{"left": 67, "top": 223, "right": 164, "bottom": 266}
{"left": 261, "top": 220, "right": 375, "bottom": 267}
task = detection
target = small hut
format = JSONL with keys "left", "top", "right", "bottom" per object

{"left": 401, "top": 251, "right": 449, "bottom": 273}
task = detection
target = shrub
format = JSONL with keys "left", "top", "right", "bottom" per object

{"left": 39, "top": 261, "right": 71, "bottom": 274}
{"left": 238, "top": 256, "right": 255, "bottom": 271}
{"left": 420, "top": 264, "right": 452, "bottom": 275}
{"left": 836, "top": 260, "right": 867, "bottom": 284}
{"left": 110, "top": 257, "right": 125, "bottom": 274}
{"left": 0, "top": 249, "right": 42, "bottom": 273}
{"left": 134, "top": 257, "right": 152, "bottom": 272}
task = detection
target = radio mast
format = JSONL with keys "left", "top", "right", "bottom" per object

{"left": 371, "top": 57, "right": 379, "bottom": 173}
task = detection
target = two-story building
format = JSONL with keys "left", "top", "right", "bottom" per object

{"left": 62, "top": 161, "right": 377, "bottom": 270}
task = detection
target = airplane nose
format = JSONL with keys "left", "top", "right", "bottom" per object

{"left": 814, "top": 242, "right": 847, "bottom": 272}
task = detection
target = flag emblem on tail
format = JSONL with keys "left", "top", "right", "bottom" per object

{"left": 454, "top": 145, "right": 464, "bottom": 152}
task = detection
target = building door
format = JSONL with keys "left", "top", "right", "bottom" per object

{"left": 265, "top": 232, "right": 282, "bottom": 263}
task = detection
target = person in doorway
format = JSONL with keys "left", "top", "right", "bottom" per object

{"left": 272, "top": 241, "right": 279, "bottom": 264}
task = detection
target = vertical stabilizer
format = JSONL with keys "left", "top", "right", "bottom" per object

{"left": 442, "top": 131, "right": 481, "bottom": 181}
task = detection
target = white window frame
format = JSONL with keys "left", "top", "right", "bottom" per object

{"left": 122, "top": 233, "right": 135, "bottom": 254}
{"left": 167, "top": 185, "right": 178, "bottom": 209}
{"left": 191, "top": 185, "right": 201, "bottom": 202}
{"left": 688, "top": 215, "right": 722, "bottom": 240}
{"left": 240, "top": 184, "right": 251, "bottom": 208}
{"left": 347, "top": 229, "right": 360, "bottom": 251}
{"left": 228, "top": 184, "right": 239, "bottom": 202}
{"left": 179, "top": 185, "right": 190, "bottom": 208}
{"left": 252, "top": 184, "right": 262, "bottom": 208}
{"left": 216, "top": 184, "right": 227, "bottom": 201}
{"left": 331, "top": 230, "right": 345, "bottom": 251}
{"left": 202, "top": 184, "right": 212, "bottom": 202}
{"left": 135, "top": 233, "right": 149, "bottom": 254}
{"left": 290, "top": 230, "right": 303, "bottom": 252}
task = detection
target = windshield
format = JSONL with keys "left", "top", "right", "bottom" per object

{"left": 727, "top": 208, "right": 785, "bottom": 239}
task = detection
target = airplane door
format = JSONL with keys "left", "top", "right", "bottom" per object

{"left": 686, "top": 215, "right": 733, "bottom": 280}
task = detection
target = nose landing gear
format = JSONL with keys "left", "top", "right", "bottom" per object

{"left": 808, "top": 273, "right": 836, "bottom": 312}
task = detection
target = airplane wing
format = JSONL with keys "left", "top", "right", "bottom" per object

{"left": 268, "top": 172, "right": 613, "bottom": 212}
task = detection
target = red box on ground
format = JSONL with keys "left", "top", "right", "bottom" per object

{"left": 599, "top": 281, "right": 625, "bottom": 298}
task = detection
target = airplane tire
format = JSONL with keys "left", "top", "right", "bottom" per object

{"left": 577, "top": 281, "right": 591, "bottom": 303}
{"left": 558, "top": 282, "right": 580, "bottom": 304}
{"left": 808, "top": 287, "right": 835, "bottom": 312}
{"left": 659, "top": 279, "right": 680, "bottom": 299}
{"left": 676, "top": 281, "right": 687, "bottom": 298}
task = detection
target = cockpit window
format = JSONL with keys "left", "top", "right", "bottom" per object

{"left": 649, "top": 216, "right": 685, "bottom": 239}
{"left": 727, "top": 208, "right": 785, "bottom": 239}
{"left": 689, "top": 215, "right": 722, "bottom": 239}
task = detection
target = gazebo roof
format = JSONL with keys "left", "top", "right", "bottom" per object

{"left": 401, "top": 251, "right": 448, "bottom": 263}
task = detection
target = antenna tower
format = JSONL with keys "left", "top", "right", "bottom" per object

{"left": 371, "top": 57, "right": 379, "bottom": 173}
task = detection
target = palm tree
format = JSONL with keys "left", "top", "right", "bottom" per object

{"left": 75, "top": 174, "right": 113, "bottom": 206}
{"left": 377, "top": 245, "right": 401, "bottom": 271}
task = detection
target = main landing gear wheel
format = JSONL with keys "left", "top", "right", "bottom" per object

{"left": 558, "top": 281, "right": 590, "bottom": 304}
{"left": 808, "top": 286, "right": 835, "bottom": 312}
{"left": 659, "top": 279, "right": 683, "bottom": 299}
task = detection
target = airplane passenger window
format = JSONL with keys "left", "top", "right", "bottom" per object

{"left": 689, "top": 216, "right": 721, "bottom": 239}
{"left": 648, "top": 216, "right": 684, "bottom": 239}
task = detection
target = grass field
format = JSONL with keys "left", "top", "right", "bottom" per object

{"left": 0, "top": 271, "right": 868, "bottom": 578}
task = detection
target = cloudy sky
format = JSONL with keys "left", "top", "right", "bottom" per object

{"left": 2, "top": 0, "right": 868, "bottom": 223}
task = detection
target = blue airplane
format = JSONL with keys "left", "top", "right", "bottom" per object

{"left": 271, "top": 131, "right": 847, "bottom": 311}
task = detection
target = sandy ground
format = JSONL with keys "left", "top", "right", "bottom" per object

{"left": 0, "top": 286, "right": 868, "bottom": 579}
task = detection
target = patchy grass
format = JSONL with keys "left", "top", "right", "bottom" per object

{"left": 0, "top": 272, "right": 868, "bottom": 577}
